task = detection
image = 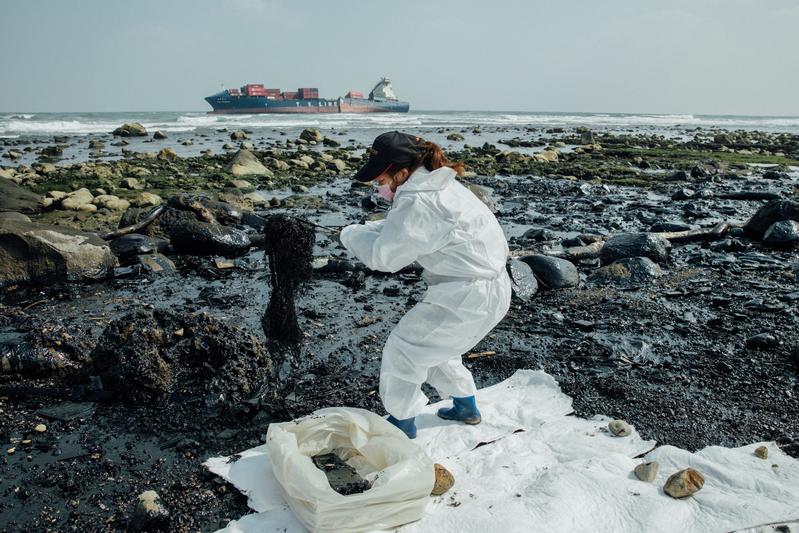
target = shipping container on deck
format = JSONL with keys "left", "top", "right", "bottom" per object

{"left": 345, "top": 91, "right": 364, "bottom": 99}
{"left": 282, "top": 91, "right": 299, "bottom": 100}
{"left": 298, "top": 88, "right": 319, "bottom": 99}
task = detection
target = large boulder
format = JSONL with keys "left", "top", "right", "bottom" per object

{"left": 225, "top": 149, "right": 273, "bottom": 177}
{"left": 168, "top": 219, "right": 251, "bottom": 257}
{"left": 588, "top": 257, "right": 662, "bottom": 287}
{"left": 600, "top": 233, "right": 671, "bottom": 265}
{"left": 519, "top": 255, "right": 579, "bottom": 289}
{"left": 0, "top": 213, "right": 115, "bottom": 284}
{"left": 0, "top": 177, "right": 42, "bottom": 214}
{"left": 112, "top": 122, "right": 148, "bottom": 137}
{"left": 743, "top": 199, "right": 799, "bottom": 240}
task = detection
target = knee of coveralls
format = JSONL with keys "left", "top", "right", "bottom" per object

{"left": 379, "top": 332, "right": 435, "bottom": 419}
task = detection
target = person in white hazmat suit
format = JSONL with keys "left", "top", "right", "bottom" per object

{"left": 340, "top": 131, "right": 512, "bottom": 439}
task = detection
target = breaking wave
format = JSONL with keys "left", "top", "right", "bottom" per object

{"left": 1, "top": 111, "right": 798, "bottom": 137}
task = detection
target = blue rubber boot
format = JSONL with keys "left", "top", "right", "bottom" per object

{"left": 437, "top": 396, "right": 482, "bottom": 425}
{"left": 387, "top": 415, "right": 417, "bottom": 439}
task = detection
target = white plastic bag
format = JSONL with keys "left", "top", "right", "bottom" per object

{"left": 265, "top": 407, "right": 435, "bottom": 533}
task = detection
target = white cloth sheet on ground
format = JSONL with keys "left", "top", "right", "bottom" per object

{"left": 205, "top": 370, "right": 799, "bottom": 533}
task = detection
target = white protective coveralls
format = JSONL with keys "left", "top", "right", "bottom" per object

{"left": 340, "top": 166, "right": 512, "bottom": 419}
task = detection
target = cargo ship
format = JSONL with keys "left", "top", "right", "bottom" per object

{"left": 204, "top": 77, "right": 409, "bottom": 114}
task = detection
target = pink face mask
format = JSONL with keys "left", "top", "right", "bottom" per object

{"left": 377, "top": 183, "right": 395, "bottom": 201}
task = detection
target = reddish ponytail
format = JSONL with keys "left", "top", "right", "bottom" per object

{"left": 415, "top": 141, "right": 465, "bottom": 176}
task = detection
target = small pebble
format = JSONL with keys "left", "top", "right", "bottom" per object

{"left": 7, "top": 447, "right": 15, "bottom": 455}
{"left": 634, "top": 461, "right": 659, "bottom": 482}
{"left": 754, "top": 446, "right": 768, "bottom": 459}
{"left": 130, "top": 490, "right": 170, "bottom": 532}
{"left": 608, "top": 419, "right": 632, "bottom": 437}
{"left": 34, "top": 424, "right": 47, "bottom": 433}
{"left": 664, "top": 468, "right": 704, "bottom": 498}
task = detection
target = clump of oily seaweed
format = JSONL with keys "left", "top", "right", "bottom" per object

{"left": 91, "top": 308, "right": 272, "bottom": 405}
{"left": 261, "top": 214, "right": 315, "bottom": 344}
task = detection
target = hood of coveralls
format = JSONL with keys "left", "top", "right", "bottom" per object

{"left": 395, "top": 166, "right": 456, "bottom": 195}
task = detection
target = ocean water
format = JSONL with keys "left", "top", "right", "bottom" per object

{"left": 3, "top": 110, "right": 798, "bottom": 167}
{"left": 2, "top": 110, "right": 799, "bottom": 139}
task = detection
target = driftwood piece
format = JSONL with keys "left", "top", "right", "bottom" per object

{"left": 511, "top": 240, "right": 605, "bottom": 261}
{"left": 653, "top": 222, "right": 736, "bottom": 243}
{"left": 100, "top": 205, "right": 166, "bottom": 240}
{"left": 715, "top": 191, "right": 783, "bottom": 201}
{"left": 510, "top": 221, "right": 739, "bottom": 261}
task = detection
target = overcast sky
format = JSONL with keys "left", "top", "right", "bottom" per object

{"left": 1, "top": 0, "right": 797, "bottom": 115}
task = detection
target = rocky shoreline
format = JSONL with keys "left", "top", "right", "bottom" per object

{"left": 1, "top": 124, "right": 798, "bottom": 531}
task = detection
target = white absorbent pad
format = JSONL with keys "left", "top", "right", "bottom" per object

{"left": 205, "top": 370, "right": 799, "bottom": 533}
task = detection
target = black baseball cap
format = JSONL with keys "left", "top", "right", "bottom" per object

{"left": 353, "top": 131, "right": 425, "bottom": 182}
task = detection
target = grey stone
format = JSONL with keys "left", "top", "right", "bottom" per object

{"left": 327, "top": 159, "right": 348, "bottom": 172}
{"left": 466, "top": 184, "right": 498, "bottom": 213}
{"left": 649, "top": 221, "right": 693, "bottom": 233}
{"left": 746, "top": 333, "right": 778, "bottom": 350}
{"left": 588, "top": 257, "right": 662, "bottom": 287}
{"left": 110, "top": 234, "right": 169, "bottom": 259}
{"left": 130, "top": 490, "right": 170, "bottom": 532}
{"left": 131, "top": 192, "right": 162, "bottom": 207}
{"left": 59, "top": 188, "right": 94, "bottom": 211}
{"left": 507, "top": 258, "right": 538, "bottom": 302}
{"left": 157, "top": 148, "right": 177, "bottom": 161}
{"left": 763, "top": 220, "right": 799, "bottom": 247}
{"left": 743, "top": 199, "right": 799, "bottom": 240}
{"left": 519, "top": 255, "right": 579, "bottom": 289}
{"left": 299, "top": 128, "right": 323, "bottom": 142}
{"left": 225, "top": 149, "right": 273, "bottom": 177}
{"left": 600, "top": 233, "right": 671, "bottom": 265}
{"left": 608, "top": 419, "right": 632, "bottom": 437}
{"left": 634, "top": 461, "right": 659, "bottom": 482}
{"left": 135, "top": 253, "right": 176, "bottom": 274}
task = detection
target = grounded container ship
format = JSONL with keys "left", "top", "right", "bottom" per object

{"left": 205, "top": 77, "right": 409, "bottom": 114}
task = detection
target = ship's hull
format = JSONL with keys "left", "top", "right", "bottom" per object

{"left": 205, "top": 93, "right": 409, "bottom": 114}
